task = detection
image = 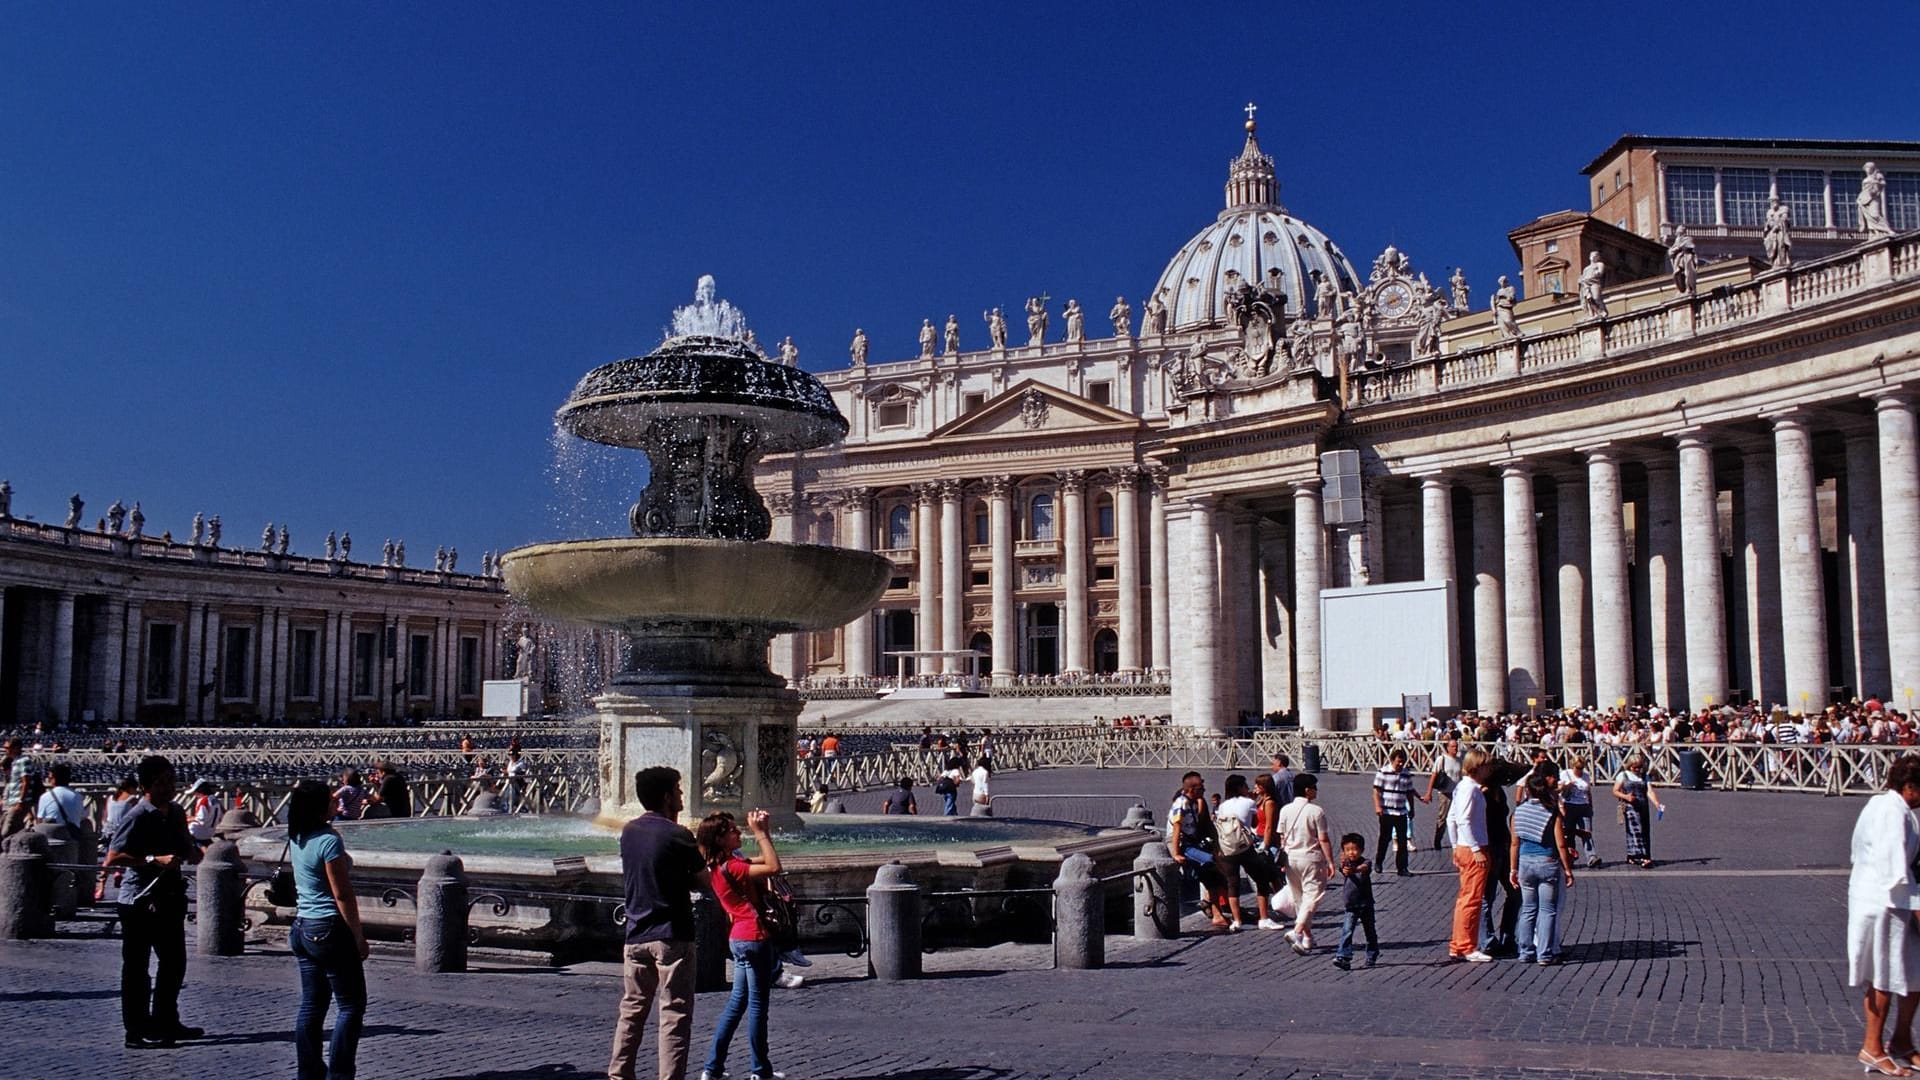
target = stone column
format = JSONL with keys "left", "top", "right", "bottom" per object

{"left": 276, "top": 608, "right": 296, "bottom": 720}
{"left": 985, "top": 478, "right": 1015, "bottom": 681}
{"left": 1060, "top": 470, "right": 1089, "bottom": 675}
{"left": 1741, "top": 445, "right": 1785, "bottom": 706}
{"left": 1644, "top": 458, "right": 1683, "bottom": 709}
{"left": 49, "top": 591, "right": 76, "bottom": 727}
{"left": 1879, "top": 395, "right": 1920, "bottom": 706}
{"left": 1420, "top": 474, "right": 1455, "bottom": 583}
{"left": 390, "top": 615, "right": 407, "bottom": 721}
{"left": 1148, "top": 470, "right": 1172, "bottom": 675}
{"left": 1675, "top": 430, "right": 1728, "bottom": 710}
{"left": 185, "top": 601, "right": 207, "bottom": 723}
{"left": 1503, "top": 464, "right": 1544, "bottom": 709}
{"left": 1470, "top": 485, "right": 1507, "bottom": 713}
{"left": 767, "top": 493, "right": 800, "bottom": 684}
{"left": 1773, "top": 410, "right": 1830, "bottom": 711}
{"left": 1292, "top": 482, "right": 1325, "bottom": 730}
{"left": 1586, "top": 448, "right": 1633, "bottom": 709}
{"left": 1257, "top": 518, "right": 1293, "bottom": 714}
{"left": 99, "top": 596, "right": 126, "bottom": 724}
{"left": 1184, "top": 495, "right": 1223, "bottom": 731}
{"left": 842, "top": 489, "right": 875, "bottom": 678}
{"left": 336, "top": 611, "right": 354, "bottom": 719}
{"left": 1115, "top": 467, "right": 1143, "bottom": 672}
{"left": 939, "top": 482, "right": 966, "bottom": 674}
{"left": 1555, "top": 474, "right": 1591, "bottom": 708}
{"left": 1225, "top": 510, "right": 1262, "bottom": 722}
{"left": 1846, "top": 430, "right": 1891, "bottom": 699}
{"left": 121, "top": 599, "right": 143, "bottom": 723}
{"left": 913, "top": 483, "right": 941, "bottom": 666}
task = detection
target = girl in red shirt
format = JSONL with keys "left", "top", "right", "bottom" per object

{"left": 695, "top": 808, "right": 785, "bottom": 1080}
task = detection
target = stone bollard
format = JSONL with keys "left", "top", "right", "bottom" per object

{"left": 692, "top": 890, "right": 730, "bottom": 993}
{"left": 415, "top": 851, "right": 469, "bottom": 973}
{"left": 866, "top": 861, "right": 922, "bottom": 981}
{"left": 195, "top": 839, "right": 248, "bottom": 956}
{"left": 1118, "top": 804, "right": 1154, "bottom": 831}
{"left": 0, "top": 831, "right": 53, "bottom": 939}
{"left": 1053, "top": 853, "right": 1104, "bottom": 969}
{"left": 32, "top": 823, "right": 78, "bottom": 918}
{"left": 1132, "top": 837, "right": 1180, "bottom": 941}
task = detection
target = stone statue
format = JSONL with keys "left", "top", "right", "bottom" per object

{"left": 1288, "top": 327, "right": 1318, "bottom": 371}
{"left": 324, "top": 530, "right": 337, "bottom": 559}
{"left": 849, "top": 328, "right": 869, "bottom": 366}
{"left": 277, "top": 524, "right": 289, "bottom": 555}
{"left": 396, "top": 539, "right": 406, "bottom": 566}
{"left": 1414, "top": 294, "right": 1447, "bottom": 357}
{"left": 382, "top": 538, "right": 395, "bottom": 567}
{"left": 943, "top": 314, "right": 960, "bottom": 356}
{"left": 338, "top": 531, "right": 349, "bottom": 558}
{"left": 777, "top": 336, "right": 798, "bottom": 367}
{"left": 481, "top": 551, "right": 494, "bottom": 577}
{"left": 1491, "top": 276, "right": 1520, "bottom": 339}
{"left": 435, "top": 545, "right": 448, "bottom": 571}
{"left": 984, "top": 307, "right": 1008, "bottom": 349}
{"left": 1336, "top": 308, "right": 1366, "bottom": 366}
{"left": 1145, "top": 290, "right": 1168, "bottom": 335}
{"left": 129, "top": 502, "right": 143, "bottom": 539}
{"left": 107, "top": 500, "right": 126, "bottom": 534}
{"left": 447, "top": 546, "right": 458, "bottom": 572}
{"left": 1109, "top": 295, "right": 1131, "bottom": 337}
{"left": 1449, "top": 267, "right": 1470, "bottom": 313}
{"left": 514, "top": 628, "right": 535, "bottom": 680}
{"left": 1763, "top": 196, "right": 1793, "bottom": 269}
{"left": 1024, "top": 296, "right": 1049, "bottom": 346}
{"left": 1666, "top": 224, "right": 1698, "bottom": 296}
{"left": 208, "top": 515, "right": 222, "bottom": 548}
{"left": 1860, "top": 162, "right": 1893, "bottom": 238}
{"left": 1063, "top": 299, "right": 1084, "bottom": 344}
{"left": 260, "top": 523, "right": 275, "bottom": 551}
{"left": 64, "top": 493, "right": 83, "bottom": 529}
{"left": 1578, "top": 252, "right": 1608, "bottom": 319}
{"left": 1312, "top": 269, "right": 1339, "bottom": 321}
{"left": 918, "top": 318, "right": 936, "bottom": 359}
{"left": 191, "top": 512, "right": 205, "bottom": 546}
{"left": 0, "top": 479, "right": 10, "bottom": 519}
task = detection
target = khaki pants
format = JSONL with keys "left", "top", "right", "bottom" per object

{"left": 1283, "top": 849, "right": 1328, "bottom": 940}
{"left": 607, "top": 939, "right": 695, "bottom": 1080}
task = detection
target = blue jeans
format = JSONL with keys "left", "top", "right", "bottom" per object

{"left": 706, "top": 939, "right": 776, "bottom": 1078}
{"left": 1334, "top": 908, "right": 1377, "bottom": 962}
{"left": 290, "top": 916, "right": 366, "bottom": 1080}
{"left": 1515, "top": 854, "right": 1563, "bottom": 963}
{"left": 941, "top": 791, "right": 958, "bottom": 816}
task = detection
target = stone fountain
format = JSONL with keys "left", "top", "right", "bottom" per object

{"left": 501, "top": 278, "right": 891, "bottom": 828}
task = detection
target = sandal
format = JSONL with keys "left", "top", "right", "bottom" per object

{"left": 1860, "top": 1050, "right": 1912, "bottom": 1076}
{"left": 1888, "top": 1048, "right": 1920, "bottom": 1070}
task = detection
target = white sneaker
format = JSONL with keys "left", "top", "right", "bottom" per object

{"left": 750, "top": 1073, "right": 786, "bottom": 1080}
{"left": 1465, "top": 950, "right": 1496, "bottom": 963}
{"left": 775, "top": 972, "right": 805, "bottom": 989}
{"left": 1282, "top": 929, "right": 1299, "bottom": 948}
{"left": 700, "top": 1072, "right": 729, "bottom": 1080}
{"left": 1227, "top": 920, "right": 1243, "bottom": 932}
{"left": 1257, "top": 918, "right": 1285, "bottom": 931}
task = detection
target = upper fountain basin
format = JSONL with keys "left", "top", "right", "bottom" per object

{"left": 500, "top": 537, "right": 892, "bottom": 633}
{"left": 558, "top": 335, "right": 846, "bottom": 454}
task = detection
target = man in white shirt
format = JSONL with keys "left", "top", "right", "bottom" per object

{"left": 1447, "top": 753, "right": 1495, "bottom": 962}
{"left": 1275, "top": 773, "right": 1334, "bottom": 954}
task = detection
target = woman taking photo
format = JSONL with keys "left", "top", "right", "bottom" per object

{"left": 698, "top": 808, "right": 786, "bottom": 1080}
{"left": 1849, "top": 754, "right": 1920, "bottom": 1076}
{"left": 1612, "top": 753, "right": 1664, "bottom": 867}
{"left": 286, "top": 779, "right": 368, "bottom": 1080}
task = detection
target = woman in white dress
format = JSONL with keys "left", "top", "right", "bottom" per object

{"left": 1850, "top": 754, "right": 1920, "bottom": 1076}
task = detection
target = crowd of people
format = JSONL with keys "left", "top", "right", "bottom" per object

{"left": 1356, "top": 697, "right": 1920, "bottom": 749}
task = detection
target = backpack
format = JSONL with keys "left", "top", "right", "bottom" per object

{"left": 934, "top": 774, "right": 957, "bottom": 796}
{"left": 1214, "top": 811, "right": 1255, "bottom": 856}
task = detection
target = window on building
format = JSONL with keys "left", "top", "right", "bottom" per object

{"left": 1094, "top": 564, "right": 1116, "bottom": 582}
{"left": 1094, "top": 492, "right": 1115, "bottom": 538}
{"left": 144, "top": 622, "right": 178, "bottom": 702}
{"left": 459, "top": 636, "right": 481, "bottom": 697}
{"left": 1832, "top": 171, "right": 1862, "bottom": 230}
{"left": 1889, "top": 173, "right": 1920, "bottom": 232}
{"left": 352, "top": 631, "right": 378, "bottom": 698}
{"left": 408, "top": 634, "right": 431, "bottom": 698}
{"left": 970, "top": 570, "right": 990, "bottom": 587}
{"left": 1614, "top": 169, "right": 1623, "bottom": 192}
{"left": 221, "top": 625, "right": 253, "bottom": 701}
{"left": 1543, "top": 274, "right": 1564, "bottom": 295}
{"left": 876, "top": 402, "right": 909, "bottom": 428}
{"left": 1776, "top": 169, "right": 1827, "bottom": 229}
{"left": 1664, "top": 166, "right": 1716, "bottom": 226}
{"left": 1029, "top": 492, "right": 1055, "bottom": 541}
{"left": 1721, "top": 168, "right": 1770, "bottom": 226}
{"left": 1544, "top": 239, "right": 1558, "bottom": 253}
{"left": 972, "top": 503, "right": 989, "bottom": 545}
{"left": 963, "top": 391, "right": 986, "bottom": 414}
{"left": 291, "top": 627, "right": 318, "bottom": 699}
{"left": 886, "top": 504, "right": 912, "bottom": 549}
{"left": 888, "top": 575, "right": 910, "bottom": 591}
{"left": 1087, "top": 380, "right": 1112, "bottom": 406}
{"left": 813, "top": 512, "right": 835, "bottom": 545}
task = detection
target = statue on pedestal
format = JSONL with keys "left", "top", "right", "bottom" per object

{"left": 918, "top": 319, "right": 936, "bottom": 359}
{"left": 1763, "top": 196, "right": 1793, "bottom": 269}
{"left": 777, "top": 336, "right": 799, "bottom": 367}
{"left": 943, "top": 314, "right": 960, "bottom": 356}
{"left": 1024, "top": 296, "right": 1049, "bottom": 346}
{"left": 481, "top": 551, "right": 494, "bottom": 577}
{"left": 1666, "top": 224, "right": 1698, "bottom": 296}
{"left": 1312, "top": 269, "right": 1339, "bottom": 322}
{"left": 208, "top": 515, "right": 222, "bottom": 548}
{"left": 514, "top": 628, "right": 536, "bottom": 680}
{"left": 1063, "top": 299, "right": 1084, "bottom": 344}
{"left": 1860, "top": 162, "right": 1893, "bottom": 238}
{"left": 65, "top": 493, "right": 84, "bottom": 529}
{"left": 192, "top": 513, "right": 206, "bottom": 547}
{"left": 447, "top": 547, "right": 458, "bottom": 572}
{"left": 435, "top": 545, "right": 447, "bottom": 572}
{"left": 0, "top": 480, "right": 10, "bottom": 519}
{"left": 108, "top": 501, "right": 126, "bottom": 534}
{"left": 277, "top": 524, "right": 289, "bottom": 555}
{"left": 382, "top": 538, "right": 395, "bottom": 567}
{"left": 260, "top": 523, "right": 275, "bottom": 551}
{"left": 1578, "top": 252, "right": 1608, "bottom": 319}
{"left": 1108, "top": 296, "right": 1131, "bottom": 338}
{"left": 1492, "top": 276, "right": 1520, "bottom": 339}
{"left": 129, "top": 503, "right": 144, "bottom": 539}
{"left": 1145, "top": 291, "right": 1167, "bottom": 335}
{"left": 1449, "top": 267, "right": 1470, "bottom": 313}
{"left": 1414, "top": 294, "right": 1447, "bottom": 357}
{"left": 849, "top": 328, "right": 869, "bottom": 366}
{"left": 395, "top": 540, "right": 406, "bottom": 567}
{"left": 984, "top": 307, "right": 1008, "bottom": 349}
{"left": 324, "top": 530, "right": 337, "bottom": 560}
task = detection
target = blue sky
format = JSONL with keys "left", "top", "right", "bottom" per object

{"left": 3, "top": 2, "right": 1917, "bottom": 557}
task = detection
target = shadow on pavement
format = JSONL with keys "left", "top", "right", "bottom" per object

{"left": 0, "top": 988, "right": 119, "bottom": 1003}
{"left": 427, "top": 1066, "right": 599, "bottom": 1080}
{"left": 1555, "top": 939, "right": 1697, "bottom": 963}
{"left": 196, "top": 1023, "right": 444, "bottom": 1047}
{"left": 831, "top": 1070, "right": 1019, "bottom": 1080}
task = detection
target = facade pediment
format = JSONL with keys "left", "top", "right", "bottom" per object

{"left": 928, "top": 379, "right": 1143, "bottom": 440}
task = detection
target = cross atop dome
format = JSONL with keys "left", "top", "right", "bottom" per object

{"left": 1226, "top": 105, "right": 1279, "bottom": 210}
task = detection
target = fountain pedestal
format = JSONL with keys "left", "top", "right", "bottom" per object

{"left": 597, "top": 689, "right": 801, "bottom": 831}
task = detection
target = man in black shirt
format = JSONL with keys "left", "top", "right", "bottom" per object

{"left": 370, "top": 760, "right": 411, "bottom": 819}
{"left": 608, "top": 766, "right": 707, "bottom": 1080}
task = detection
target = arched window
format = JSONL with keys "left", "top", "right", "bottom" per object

{"left": 1093, "top": 628, "right": 1120, "bottom": 674}
{"left": 814, "top": 512, "right": 835, "bottom": 546}
{"left": 1029, "top": 492, "right": 1055, "bottom": 541}
{"left": 886, "top": 505, "right": 913, "bottom": 549}
{"left": 1094, "top": 492, "right": 1116, "bottom": 538}
{"left": 972, "top": 502, "right": 990, "bottom": 545}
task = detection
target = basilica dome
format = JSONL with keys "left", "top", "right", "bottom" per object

{"left": 1150, "top": 115, "right": 1362, "bottom": 331}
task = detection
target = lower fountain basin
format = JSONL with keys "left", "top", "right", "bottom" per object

{"left": 501, "top": 537, "right": 891, "bottom": 634}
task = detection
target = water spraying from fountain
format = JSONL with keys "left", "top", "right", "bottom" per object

{"left": 667, "top": 273, "right": 755, "bottom": 345}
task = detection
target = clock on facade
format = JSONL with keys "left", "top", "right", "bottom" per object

{"left": 1375, "top": 281, "right": 1414, "bottom": 319}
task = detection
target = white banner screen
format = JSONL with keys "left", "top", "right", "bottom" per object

{"left": 1320, "top": 580, "right": 1457, "bottom": 709}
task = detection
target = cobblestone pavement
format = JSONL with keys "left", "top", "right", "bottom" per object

{"left": 0, "top": 769, "right": 1871, "bottom": 1079}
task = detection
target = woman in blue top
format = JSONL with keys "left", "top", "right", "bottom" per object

{"left": 286, "top": 779, "right": 369, "bottom": 1080}
{"left": 1509, "top": 771, "right": 1575, "bottom": 965}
